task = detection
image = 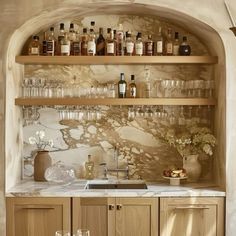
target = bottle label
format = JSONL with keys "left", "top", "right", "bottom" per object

{"left": 47, "top": 41, "right": 54, "bottom": 53}
{"left": 166, "top": 43, "right": 173, "bottom": 54}
{"left": 130, "top": 87, "right": 137, "bottom": 97}
{"left": 72, "top": 42, "right": 80, "bottom": 55}
{"left": 126, "top": 42, "right": 134, "bottom": 54}
{"left": 87, "top": 41, "right": 96, "bottom": 55}
{"left": 31, "top": 47, "right": 39, "bottom": 55}
{"left": 107, "top": 43, "right": 114, "bottom": 54}
{"left": 119, "top": 83, "right": 126, "bottom": 93}
{"left": 61, "top": 44, "right": 70, "bottom": 54}
{"left": 157, "top": 41, "right": 163, "bottom": 53}
{"left": 173, "top": 45, "right": 179, "bottom": 55}
{"left": 96, "top": 42, "right": 105, "bottom": 54}
{"left": 146, "top": 43, "right": 153, "bottom": 54}
{"left": 117, "top": 32, "right": 124, "bottom": 41}
{"left": 135, "top": 43, "right": 143, "bottom": 55}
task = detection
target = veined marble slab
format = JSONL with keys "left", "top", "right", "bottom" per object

{"left": 6, "top": 180, "right": 225, "bottom": 197}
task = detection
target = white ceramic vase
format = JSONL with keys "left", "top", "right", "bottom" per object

{"left": 183, "top": 154, "right": 201, "bottom": 182}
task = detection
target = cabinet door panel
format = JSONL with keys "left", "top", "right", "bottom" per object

{"left": 160, "top": 197, "right": 224, "bottom": 236}
{"left": 116, "top": 198, "right": 158, "bottom": 236}
{"left": 6, "top": 197, "right": 71, "bottom": 236}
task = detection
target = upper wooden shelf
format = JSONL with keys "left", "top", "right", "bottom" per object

{"left": 15, "top": 56, "right": 218, "bottom": 65}
{"left": 15, "top": 98, "right": 216, "bottom": 106}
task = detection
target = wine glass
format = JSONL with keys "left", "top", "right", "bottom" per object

{"left": 75, "top": 229, "right": 90, "bottom": 236}
{"left": 55, "top": 230, "right": 71, "bottom": 236}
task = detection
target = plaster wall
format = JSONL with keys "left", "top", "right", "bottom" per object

{"left": 0, "top": 0, "right": 235, "bottom": 235}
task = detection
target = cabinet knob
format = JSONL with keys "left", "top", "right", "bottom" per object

{"left": 116, "top": 204, "right": 122, "bottom": 210}
{"left": 108, "top": 204, "right": 115, "bottom": 210}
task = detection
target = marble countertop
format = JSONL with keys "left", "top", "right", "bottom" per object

{"left": 6, "top": 179, "right": 226, "bottom": 197}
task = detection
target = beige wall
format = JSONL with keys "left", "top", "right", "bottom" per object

{"left": 1, "top": 0, "right": 236, "bottom": 235}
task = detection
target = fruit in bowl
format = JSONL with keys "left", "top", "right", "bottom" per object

{"left": 163, "top": 168, "right": 187, "bottom": 178}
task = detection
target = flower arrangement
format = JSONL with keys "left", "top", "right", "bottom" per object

{"left": 161, "top": 125, "right": 216, "bottom": 158}
{"left": 28, "top": 130, "right": 54, "bottom": 150}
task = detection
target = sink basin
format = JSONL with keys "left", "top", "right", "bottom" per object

{"left": 86, "top": 180, "right": 147, "bottom": 189}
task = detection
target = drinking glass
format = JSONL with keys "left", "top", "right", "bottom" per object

{"left": 55, "top": 230, "right": 70, "bottom": 236}
{"left": 75, "top": 229, "right": 90, "bottom": 236}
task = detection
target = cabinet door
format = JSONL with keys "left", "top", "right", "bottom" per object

{"left": 116, "top": 198, "right": 159, "bottom": 236}
{"left": 73, "top": 197, "right": 116, "bottom": 236}
{"left": 6, "top": 197, "right": 71, "bottom": 236}
{"left": 160, "top": 197, "right": 224, "bottom": 236}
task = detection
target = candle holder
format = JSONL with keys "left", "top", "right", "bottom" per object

{"left": 230, "top": 27, "right": 236, "bottom": 36}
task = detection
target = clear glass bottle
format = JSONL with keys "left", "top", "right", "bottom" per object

{"left": 144, "top": 68, "right": 151, "bottom": 98}
{"left": 145, "top": 35, "right": 154, "bottom": 56}
{"left": 42, "top": 32, "right": 47, "bottom": 56}
{"left": 116, "top": 24, "right": 124, "bottom": 56}
{"left": 81, "top": 28, "right": 88, "bottom": 56}
{"left": 118, "top": 73, "right": 127, "bottom": 98}
{"left": 60, "top": 33, "right": 70, "bottom": 56}
{"left": 125, "top": 31, "right": 134, "bottom": 56}
{"left": 28, "top": 35, "right": 40, "bottom": 55}
{"left": 87, "top": 28, "right": 96, "bottom": 56}
{"left": 165, "top": 28, "right": 173, "bottom": 56}
{"left": 57, "top": 23, "right": 65, "bottom": 55}
{"left": 156, "top": 26, "right": 164, "bottom": 56}
{"left": 135, "top": 32, "right": 143, "bottom": 56}
{"left": 69, "top": 23, "right": 76, "bottom": 42}
{"left": 129, "top": 74, "right": 137, "bottom": 98}
{"left": 47, "top": 27, "right": 56, "bottom": 56}
{"left": 96, "top": 27, "right": 105, "bottom": 56}
{"left": 179, "top": 36, "right": 191, "bottom": 55}
{"left": 85, "top": 155, "right": 94, "bottom": 180}
{"left": 106, "top": 28, "right": 116, "bottom": 56}
{"left": 173, "top": 32, "right": 180, "bottom": 56}
{"left": 71, "top": 31, "right": 81, "bottom": 56}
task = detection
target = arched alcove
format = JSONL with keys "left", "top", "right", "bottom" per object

{"left": 5, "top": 2, "right": 225, "bottom": 191}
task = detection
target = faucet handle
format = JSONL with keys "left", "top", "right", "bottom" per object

{"left": 100, "top": 163, "right": 108, "bottom": 180}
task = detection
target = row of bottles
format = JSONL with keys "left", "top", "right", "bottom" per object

{"left": 28, "top": 21, "right": 191, "bottom": 56}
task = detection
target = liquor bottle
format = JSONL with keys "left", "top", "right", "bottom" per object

{"left": 28, "top": 35, "right": 40, "bottom": 55}
{"left": 46, "top": 27, "right": 56, "bottom": 56}
{"left": 106, "top": 28, "right": 116, "bottom": 56}
{"left": 81, "top": 28, "right": 88, "bottom": 56}
{"left": 173, "top": 32, "right": 180, "bottom": 56}
{"left": 116, "top": 23, "right": 124, "bottom": 55}
{"left": 57, "top": 23, "right": 65, "bottom": 55}
{"left": 42, "top": 32, "right": 47, "bottom": 56}
{"left": 135, "top": 32, "right": 143, "bottom": 56}
{"left": 145, "top": 35, "right": 154, "bottom": 56}
{"left": 118, "top": 73, "right": 127, "bottom": 98}
{"left": 87, "top": 28, "right": 96, "bottom": 56}
{"left": 165, "top": 28, "right": 173, "bottom": 56}
{"left": 156, "top": 26, "right": 164, "bottom": 56}
{"left": 71, "top": 31, "right": 81, "bottom": 55}
{"left": 179, "top": 36, "right": 191, "bottom": 55}
{"left": 96, "top": 27, "right": 105, "bottom": 55}
{"left": 144, "top": 68, "right": 151, "bottom": 98}
{"left": 123, "top": 31, "right": 128, "bottom": 55}
{"left": 129, "top": 75, "right": 137, "bottom": 98}
{"left": 125, "top": 31, "right": 134, "bottom": 56}
{"left": 60, "top": 33, "right": 70, "bottom": 56}
{"left": 85, "top": 155, "right": 94, "bottom": 180}
{"left": 69, "top": 23, "right": 76, "bottom": 42}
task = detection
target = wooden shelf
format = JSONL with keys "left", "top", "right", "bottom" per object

{"left": 15, "top": 56, "right": 218, "bottom": 65}
{"left": 15, "top": 98, "right": 216, "bottom": 106}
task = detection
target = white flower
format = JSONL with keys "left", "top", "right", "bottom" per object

{"left": 203, "top": 144, "right": 213, "bottom": 156}
{"left": 29, "top": 137, "right": 37, "bottom": 145}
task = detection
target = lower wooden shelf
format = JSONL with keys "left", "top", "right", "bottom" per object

{"left": 15, "top": 97, "right": 216, "bottom": 106}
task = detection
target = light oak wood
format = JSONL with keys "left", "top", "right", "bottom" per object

{"left": 73, "top": 197, "right": 116, "bottom": 236}
{"left": 116, "top": 198, "right": 159, "bottom": 236}
{"left": 6, "top": 197, "right": 71, "bottom": 236}
{"left": 15, "top": 56, "right": 218, "bottom": 65}
{"left": 160, "top": 197, "right": 225, "bottom": 236}
{"left": 15, "top": 97, "right": 216, "bottom": 106}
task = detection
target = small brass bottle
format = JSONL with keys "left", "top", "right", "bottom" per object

{"left": 85, "top": 155, "right": 94, "bottom": 180}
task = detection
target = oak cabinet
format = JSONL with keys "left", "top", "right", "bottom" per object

{"left": 6, "top": 197, "right": 71, "bottom": 236}
{"left": 160, "top": 197, "right": 224, "bottom": 236}
{"left": 72, "top": 197, "right": 159, "bottom": 236}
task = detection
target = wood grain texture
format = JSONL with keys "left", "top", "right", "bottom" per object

{"left": 6, "top": 197, "right": 71, "bottom": 236}
{"left": 160, "top": 197, "right": 224, "bottom": 236}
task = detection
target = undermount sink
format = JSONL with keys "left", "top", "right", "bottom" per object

{"left": 86, "top": 180, "right": 148, "bottom": 189}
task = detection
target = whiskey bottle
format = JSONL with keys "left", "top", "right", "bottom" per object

{"left": 69, "top": 23, "right": 76, "bottom": 42}
{"left": 144, "top": 68, "right": 151, "bottom": 98}
{"left": 28, "top": 35, "right": 40, "bottom": 55}
{"left": 46, "top": 27, "right": 56, "bottom": 56}
{"left": 156, "top": 26, "right": 164, "bottom": 56}
{"left": 125, "top": 31, "right": 134, "bottom": 56}
{"left": 87, "top": 29, "right": 96, "bottom": 56}
{"left": 179, "top": 36, "right": 191, "bottom": 55}
{"left": 173, "top": 32, "right": 180, "bottom": 56}
{"left": 42, "top": 32, "right": 47, "bottom": 56}
{"left": 57, "top": 23, "right": 65, "bottom": 55}
{"left": 81, "top": 28, "right": 88, "bottom": 56}
{"left": 106, "top": 28, "right": 116, "bottom": 56}
{"left": 96, "top": 27, "right": 105, "bottom": 55}
{"left": 135, "top": 32, "right": 143, "bottom": 56}
{"left": 116, "top": 23, "right": 124, "bottom": 56}
{"left": 71, "top": 32, "right": 81, "bottom": 55}
{"left": 145, "top": 35, "right": 154, "bottom": 56}
{"left": 118, "top": 73, "right": 127, "bottom": 98}
{"left": 60, "top": 33, "right": 70, "bottom": 56}
{"left": 129, "top": 75, "right": 137, "bottom": 98}
{"left": 165, "top": 28, "right": 173, "bottom": 56}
